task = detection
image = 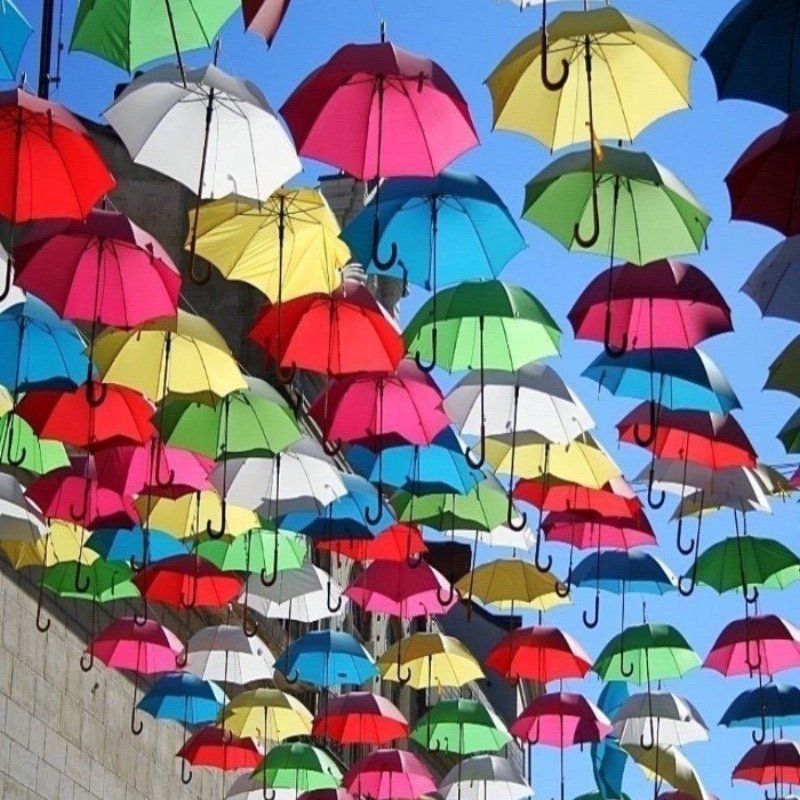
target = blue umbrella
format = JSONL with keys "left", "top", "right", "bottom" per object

{"left": 582, "top": 348, "right": 740, "bottom": 415}
{"left": 0, "top": 295, "right": 90, "bottom": 394}
{"left": 340, "top": 171, "right": 526, "bottom": 287}
{"left": 86, "top": 527, "right": 189, "bottom": 569}
{"left": 0, "top": 1, "right": 32, "bottom": 81}
{"left": 591, "top": 682, "right": 629, "bottom": 800}
{"left": 274, "top": 630, "right": 378, "bottom": 689}
{"left": 703, "top": 0, "right": 800, "bottom": 113}
{"left": 721, "top": 684, "right": 800, "bottom": 740}
{"left": 348, "top": 428, "right": 482, "bottom": 496}
{"left": 570, "top": 550, "right": 677, "bottom": 628}
{"left": 137, "top": 672, "right": 227, "bottom": 725}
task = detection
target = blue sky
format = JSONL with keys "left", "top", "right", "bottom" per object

{"left": 14, "top": 1, "right": 800, "bottom": 799}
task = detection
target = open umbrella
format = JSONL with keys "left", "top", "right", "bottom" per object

{"left": 0, "top": 411, "right": 68, "bottom": 476}
{"left": 221, "top": 688, "right": 313, "bottom": 746}
{"left": 438, "top": 755, "right": 530, "bottom": 800}
{"left": 624, "top": 744, "right": 711, "bottom": 800}
{"left": 253, "top": 743, "right": 342, "bottom": 797}
{"left": 721, "top": 684, "right": 800, "bottom": 736}
{"left": 313, "top": 692, "right": 408, "bottom": 746}
{"left": 412, "top": 698, "right": 510, "bottom": 754}
{"left": 742, "top": 236, "right": 800, "bottom": 322}
{"left": 613, "top": 691, "right": 708, "bottom": 749}
{"left": 733, "top": 741, "right": 800, "bottom": 800}
{"left": 343, "top": 749, "right": 435, "bottom": 800}
{"left": 178, "top": 726, "right": 261, "bottom": 772}
{"left": 314, "top": 522, "right": 427, "bottom": 565}
{"left": 185, "top": 624, "right": 275, "bottom": 684}
{"left": 0, "top": 1, "right": 30, "bottom": 81}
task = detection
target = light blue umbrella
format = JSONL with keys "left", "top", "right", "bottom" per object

{"left": 0, "top": 1, "right": 32, "bottom": 81}
{"left": 274, "top": 630, "right": 379, "bottom": 688}
{"left": 582, "top": 348, "right": 740, "bottom": 415}
{"left": 86, "top": 526, "right": 189, "bottom": 569}
{"left": 0, "top": 295, "right": 90, "bottom": 393}
{"left": 591, "top": 682, "right": 630, "bottom": 800}
{"left": 340, "top": 171, "right": 526, "bottom": 287}
{"left": 348, "top": 427, "right": 482, "bottom": 496}
{"left": 137, "top": 672, "right": 227, "bottom": 725}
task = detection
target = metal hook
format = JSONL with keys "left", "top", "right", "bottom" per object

{"left": 534, "top": 530, "right": 553, "bottom": 573}
{"left": 322, "top": 438, "right": 342, "bottom": 457}
{"left": 507, "top": 494, "right": 527, "bottom": 532}
{"left": 414, "top": 329, "right": 437, "bottom": 374}
{"left": 205, "top": 500, "right": 227, "bottom": 540}
{"left": 574, "top": 181, "right": 600, "bottom": 248}
{"left": 744, "top": 584, "right": 760, "bottom": 605}
{"left": 603, "top": 309, "right": 628, "bottom": 359}
{"left": 73, "top": 560, "right": 91, "bottom": 594}
{"left": 634, "top": 403, "right": 658, "bottom": 448}
{"left": 540, "top": 26, "right": 569, "bottom": 90}
{"left": 371, "top": 215, "right": 399, "bottom": 270}
{"left": 85, "top": 379, "right": 108, "bottom": 408}
{"left": 676, "top": 515, "right": 696, "bottom": 557}
{"left": 180, "top": 759, "right": 192, "bottom": 785}
{"left": 582, "top": 592, "right": 600, "bottom": 629}
{"left": 326, "top": 578, "right": 343, "bottom": 614}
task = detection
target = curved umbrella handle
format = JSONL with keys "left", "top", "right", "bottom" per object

{"left": 745, "top": 639, "right": 762, "bottom": 674}
{"left": 261, "top": 535, "right": 281, "bottom": 586}
{"left": 676, "top": 515, "right": 696, "bottom": 556}
{"left": 242, "top": 603, "right": 259, "bottom": 638}
{"left": 73, "top": 560, "right": 91, "bottom": 594}
{"left": 85, "top": 379, "right": 108, "bottom": 409}
{"left": 603, "top": 307, "right": 628, "bottom": 359}
{"left": 574, "top": 180, "right": 600, "bottom": 249}
{"left": 534, "top": 529, "right": 553, "bottom": 573}
{"left": 415, "top": 322, "right": 438, "bottom": 374}
{"left": 464, "top": 440, "right": 485, "bottom": 469}
{"left": 276, "top": 362, "right": 297, "bottom": 385}
{"left": 679, "top": 508, "right": 702, "bottom": 595}
{"left": 80, "top": 649, "right": 94, "bottom": 673}
{"left": 582, "top": 592, "right": 600, "bottom": 629}
{"left": 130, "top": 669, "right": 143, "bottom": 736}
{"left": 507, "top": 493, "right": 527, "bottom": 532}
{"left": 677, "top": 563, "right": 698, "bottom": 597}
{"left": 263, "top": 787, "right": 276, "bottom": 800}
{"left": 764, "top": 790, "right": 778, "bottom": 800}
{"left": 133, "top": 597, "right": 149, "bottom": 627}
{"left": 371, "top": 214, "right": 399, "bottom": 271}
{"left": 180, "top": 759, "right": 192, "bottom": 785}
{"left": 365, "top": 485, "right": 384, "bottom": 526}
{"left": 154, "top": 442, "right": 176, "bottom": 489}
{"left": 326, "top": 578, "right": 343, "bottom": 614}
{"left": 205, "top": 500, "right": 227, "bottom": 540}
{"left": 4, "top": 423, "right": 26, "bottom": 468}
{"left": 322, "top": 438, "right": 342, "bottom": 457}
{"left": 634, "top": 403, "right": 658, "bottom": 448}
{"left": 554, "top": 576, "right": 571, "bottom": 599}
{"left": 175, "top": 648, "right": 188, "bottom": 668}
{"left": 0, "top": 257, "right": 12, "bottom": 302}
{"left": 752, "top": 718, "right": 766, "bottom": 745}
{"left": 744, "top": 584, "right": 760, "bottom": 605}
{"left": 619, "top": 655, "right": 635, "bottom": 678}
{"left": 540, "top": 29, "right": 569, "bottom": 91}
{"left": 283, "top": 669, "right": 300, "bottom": 685}
{"left": 428, "top": 735, "right": 447, "bottom": 754}
{"left": 646, "top": 466, "right": 666, "bottom": 510}
{"left": 35, "top": 570, "right": 51, "bottom": 633}
{"left": 437, "top": 581, "right": 455, "bottom": 607}
{"left": 396, "top": 654, "right": 413, "bottom": 686}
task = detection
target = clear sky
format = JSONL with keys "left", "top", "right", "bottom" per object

{"left": 14, "top": 1, "right": 800, "bottom": 799}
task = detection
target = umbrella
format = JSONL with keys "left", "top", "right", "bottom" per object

{"left": 185, "top": 624, "right": 275, "bottom": 684}
{"left": 592, "top": 681, "right": 631, "bottom": 800}
{"left": 703, "top": 0, "right": 800, "bottom": 112}
{"left": 411, "top": 698, "right": 511, "bottom": 754}
{"left": 253, "top": 743, "right": 342, "bottom": 796}
{"left": 70, "top": 0, "right": 239, "bottom": 72}
{"left": 486, "top": 625, "right": 592, "bottom": 684}
{"left": 378, "top": 631, "right": 483, "bottom": 689}
{"left": 86, "top": 617, "right": 182, "bottom": 735}
{"left": 624, "top": 744, "right": 711, "bottom": 800}
{"left": 0, "top": 1, "right": 30, "bottom": 81}
{"left": 315, "top": 522, "right": 426, "bottom": 565}
{"left": 229, "top": 776, "right": 298, "bottom": 800}
{"left": 343, "top": 749, "right": 435, "bottom": 800}
{"left": 613, "top": 691, "right": 708, "bottom": 749}
{"left": 438, "top": 755, "right": 530, "bottom": 800}
{"left": 340, "top": 171, "right": 526, "bottom": 287}
{"left": 486, "top": 7, "right": 691, "bottom": 147}
{"left": 733, "top": 741, "right": 800, "bottom": 799}
{"left": 313, "top": 692, "right": 408, "bottom": 746}
{"left": 543, "top": 509, "right": 656, "bottom": 552}
{"left": 221, "top": 688, "right": 313, "bottom": 746}
{"left": 742, "top": 236, "right": 800, "bottom": 322}
{"left": 514, "top": 477, "right": 639, "bottom": 519}
{"left": 190, "top": 189, "right": 347, "bottom": 302}
{"left": 274, "top": 630, "right": 379, "bottom": 688}
{"left": 197, "top": 527, "right": 306, "bottom": 576}
{"left": 523, "top": 147, "right": 710, "bottom": 264}
{"left": 0, "top": 90, "right": 116, "bottom": 297}
{"left": 726, "top": 111, "right": 800, "bottom": 237}
{"left": 765, "top": 336, "right": 800, "bottom": 398}
{"left": 0, "top": 411, "right": 69, "bottom": 475}
{"left": 177, "top": 726, "right": 261, "bottom": 772}
{"left": 243, "top": 0, "right": 291, "bottom": 45}
{"left": 92, "top": 311, "right": 246, "bottom": 404}
{"left": 721, "top": 684, "right": 800, "bottom": 736}
{"left": 569, "top": 261, "right": 732, "bottom": 356}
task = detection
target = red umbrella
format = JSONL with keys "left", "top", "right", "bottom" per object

{"left": 178, "top": 726, "right": 261, "bottom": 771}
{"left": 486, "top": 626, "right": 592, "bottom": 684}
{"left": 16, "top": 383, "right": 155, "bottom": 449}
{"left": 568, "top": 260, "right": 732, "bottom": 355}
{"left": 249, "top": 280, "right": 404, "bottom": 382}
{"left": 727, "top": 111, "right": 800, "bottom": 236}
{"left": 315, "top": 522, "right": 427, "bottom": 564}
{"left": 733, "top": 741, "right": 800, "bottom": 798}
{"left": 243, "top": 0, "right": 291, "bottom": 45}
{"left": 0, "top": 90, "right": 115, "bottom": 299}
{"left": 134, "top": 554, "right": 243, "bottom": 610}
{"left": 343, "top": 749, "right": 436, "bottom": 800}
{"left": 510, "top": 692, "right": 612, "bottom": 747}
{"left": 514, "top": 476, "right": 641, "bottom": 518}
{"left": 312, "top": 692, "right": 408, "bottom": 745}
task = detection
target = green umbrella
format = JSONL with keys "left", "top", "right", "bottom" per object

{"left": 593, "top": 623, "right": 700, "bottom": 685}
{"left": 693, "top": 534, "right": 800, "bottom": 597}
{"left": 766, "top": 336, "right": 800, "bottom": 398}
{"left": 70, "top": 0, "right": 239, "bottom": 73}
{"left": 0, "top": 413, "right": 69, "bottom": 476}
{"left": 158, "top": 377, "right": 302, "bottom": 460}
{"left": 403, "top": 280, "right": 560, "bottom": 374}
{"left": 411, "top": 698, "right": 511, "bottom": 755}
{"left": 523, "top": 147, "right": 710, "bottom": 265}
{"left": 251, "top": 743, "right": 342, "bottom": 794}
{"left": 197, "top": 527, "right": 307, "bottom": 574}
{"left": 778, "top": 408, "right": 800, "bottom": 453}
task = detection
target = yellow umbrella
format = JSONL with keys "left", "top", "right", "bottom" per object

{"left": 455, "top": 558, "right": 569, "bottom": 613}
{"left": 486, "top": 7, "right": 692, "bottom": 150}
{"left": 623, "top": 744, "right": 711, "bottom": 800}
{"left": 484, "top": 434, "right": 621, "bottom": 489}
{"left": 134, "top": 491, "right": 258, "bottom": 540}
{"left": 378, "top": 632, "right": 483, "bottom": 690}
{"left": 0, "top": 521, "right": 96, "bottom": 570}
{"left": 189, "top": 189, "right": 349, "bottom": 301}
{"left": 92, "top": 310, "right": 246, "bottom": 404}
{"left": 0, "top": 386, "right": 12, "bottom": 418}
{"left": 220, "top": 688, "right": 313, "bottom": 744}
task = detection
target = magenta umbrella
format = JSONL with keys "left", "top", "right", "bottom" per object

{"left": 344, "top": 559, "right": 457, "bottom": 618}
{"left": 86, "top": 617, "right": 182, "bottom": 736}
{"left": 510, "top": 692, "right": 612, "bottom": 747}
{"left": 343, "top": 749, "right": 436, "bottom": 800}
{"left": 243, "top": 0, "right": 291, "bottom": 45}
{"left": 568, "top": 260, "right": 732, "bottom": 356}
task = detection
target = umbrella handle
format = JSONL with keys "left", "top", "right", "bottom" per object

{"left": 414, "top": 327, "right": 437, "bottom": 374}
{"left": 397, "top": 663, "right": 413, "bottom": 686}
{"left": 73, "top": 559, "right": 91, "bottom": 594}
{"left": 534, "top": 529, "right": 553, "bottom": 573}
{"left": 261, "top": 535, "right": 281, "bottom": 586}
{"left": 4, "top": 422, "right": 26, "bottom": 467}
{"left": 676, "top": 515, "right": 696, "bottom": 556}
{"left": 0, "top": 257, "right": 12, "bottom": 301}
{"left": 283, "top": 669, "right": 300, "bottom": 685}
{"left": 744, "top": 584, "right": 759, "bottom": 605}
{"left": 322, "top": 438, "right": 342, "bottom": 457}
{"left": 134, "top": 597, "right": 149, "bottom": 627}
{"left": 276, "top": 362, "right": 297, "bottom": 385}
{"left": 540, "top": 28, "right": 569, "bottom": 91}
{"left": 765, "top": 790, "right": 778, "bottom": 800}
{"left": 464, "top": 441, "right": 485, "bottom": 469}
{"left": 365, "top": 486, "right": 384, "bottom": 526}
{"left": 242, "top": 605, "right": 259, "bottom": 638}
{"left": 640, "top": 717, "right": 656, "bottom": 750}
{"left": 175, "top": 648, "right": 188, "bottom": 668}
{"left": 130, "top": 669, "right": 143, "bottom": 736}
{"left": 646, "top": 470, "right": 666, "bottom": 510}
{"left": 582, "top": 592, "right": 600, "bottom": 629}
{"left": 506, "top": 491, "right": 528, "bottom": 532}
{"left": 619, "top": 656, "right": 635, "bottom": 678}
{"left": 371, "top": 214, "right": 399, "bottom": 271}
{"left": 263, "top": 786, "right": 276, "bottom": 800}
{"left": 35, "top": 569, "right": 51, "bottom": 633}
{"left": 428, "top": 735, "right": 447, "bottom": 753}
{"left": 678, "top": 512, "right": 701, "bottom": 595}
{"left": 80, "top": 649, "right": 94, "bottom": 673}
{"left": 205, "top": 499, "right": 227, "bottom": 540}
{"left": 574, "top": 181, "right": 600, "bottom": 248}
{"left": 554, "top": 575, "right": 571, "bottom": 598}
{"left": 603, "top": 307, "right": 628, "bottom": 359}
{"left": 85, "top": 379, "right": 108, "bottom": 408}
{"left": 326, "top": 577, "right": 343, "bottom": 614}
{"left": 180, "top": 759, "right": 192, "bottom": 785}
{"left": 154, "top": 441, "right": 176, "bottom": 488}
{"left": 634, "top": 402, "right": 658, "bottom": 448}
{"left": 752, "top": 719, "right": 766, "bottom": 745}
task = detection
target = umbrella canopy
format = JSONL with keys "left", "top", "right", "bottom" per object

{"left": 198, "top": 527, "right": 306, "bottom": 575}
{"left": 253, "top": 743, "right": 342, "bottom": 793}
{"left": 544, "top": 509, "right": 657, "bottom": 550}
{"left": 411, "top": 698, "right": 510, "bottom": 754}
{"left": 583, "top": 348, "right": 740, "bottom": 414}
{"left": 343, "top": 749, "right": 435, "bottom": 800}
{"left": 281, "top": 40, "right": 478, "bottom": 179}
{"left": 703, "top": 0, "right": 800, "bottom": 112}
{"left": 138, "top": 672, "right": 227, "bottom": 725}
{"left": 742, "top": 236, "right": 800, "bottom": 322}
{"left": 404, "top": 280, "right": 561, "bottom": 372}
{"left": 136, "top": 491, "right": 258, "bottom": 539}
{"left": 515, "top": 477, "right": 639, "bottom": 518}
{"left": 569, "top": 261, "right": 732, "bottom": 351}
{"left": 1, "top": 519, "right": 89, "bottom": 567}
{"left": 733, "top": 741, "right": 800, "bottom": 787}
{"left": 438, "top": 755, "right": 530, "bottom": 800}
{"left": 613, "top": 691, "right": 709, "bottom": 747}
{"left": 486, "top": 626, "right": 592, "bottom": 684}
{"left": 274, "top": 630, "right": 379, "bottom": 688}
{"left": 70, "top": 0, "right": 239, "bottom": 72}
{"left": 86, "top": 526, "right": 189, "bottom": 566}
{"left": 342, "top": 171, "right": 525, "bottom": 286}
{"left": 178, "top": 726, "right": 261, "bottom": 771}
{"left": 43, "top": 559, "right": 139, "bottom": 603}
{"left": 594, "top": 623, "right": 701, "bottom": 684}
{"left": 511, "top": 692, "right": 612, "bottom": 747}
{"left": 221, "top": 688, "right": 313, "bottom": 742}
{"left": 0, "top": 1, "right": 31, "bottom": 80}
{"left": 185, "top": 624, "right": 275, "bottom": 684}
{"left": 765, "top": 336, "right": 800, "bottom": 398}
{"left": 486, "top": 7, "right": 692, "bottom": 149}
{"left": 191, "top": 190, "right": 348, "bottom": 300}
{"left": 624, "top": 744, "right": 711, "bottom": 800}
{"left": 0, "top": 412, "right": 69, "bottom": 475}
{"left": 243, "top": 0, "right": 291, "bottom": 45}
{"left": 87, "top": 617, "right": 182, "bottom": 673}
{"left": 106, "top": 64, "right": 300, "bottom": 200}
{"left": 315, "top": 523, "right": 426, "bottom": 564}
{"left": 313, "top": 692, "right": 408, "bottom": 746}
{"left": 523, "top": 147, "right": 710, "bottom": 265}
{"left": 721, "top": 684, "right": 800, "bottom": 730}
{"left": 570, "top": 551, "right": 677, "bottom": 596}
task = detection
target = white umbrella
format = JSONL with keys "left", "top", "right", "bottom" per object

{"left": 613, "top": 691, "right": 709, "bottom": 748}
{"left": 184, "top": 624, "right": 275, "bottom": 684}
{"left": 640, "top": 460, "right": 777, "bottom": 499}
{"left": 439, "top": 755, "right": 531, "bottom": 800}
{"left": 0, "top": 474, "right": 47, "bottom": 542}
{"left": 452, "top": 523, "right": 536, "bottom": 551}
{"left": 227, "top": 773, "right": 296, "bottom": 800}
{"left": 240, "top": 562, "right": 347, "bottom": 623}
{"left": 213, "top": 437, "right": 348, "bottom": 516}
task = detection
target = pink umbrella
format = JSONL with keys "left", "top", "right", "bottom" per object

{"left": 543, "top": 509, "right": 657, "bottom": 550}
{"left": 243, "top": 0, "right": 291, "bottom": 46}
{"left": 86, "top": 617, "right": 182, "bottom": 736}
{"left": 510, "top": 692, "right": 612, "bottom": 747}
{"left": 94, "top": 441, "right": 214, "bottom": 499}
{"left": 344, "top": 559, "right": 457, "bottom": 618}
{"left": 343, "top": 749, "right": 436, "bottom": 800}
